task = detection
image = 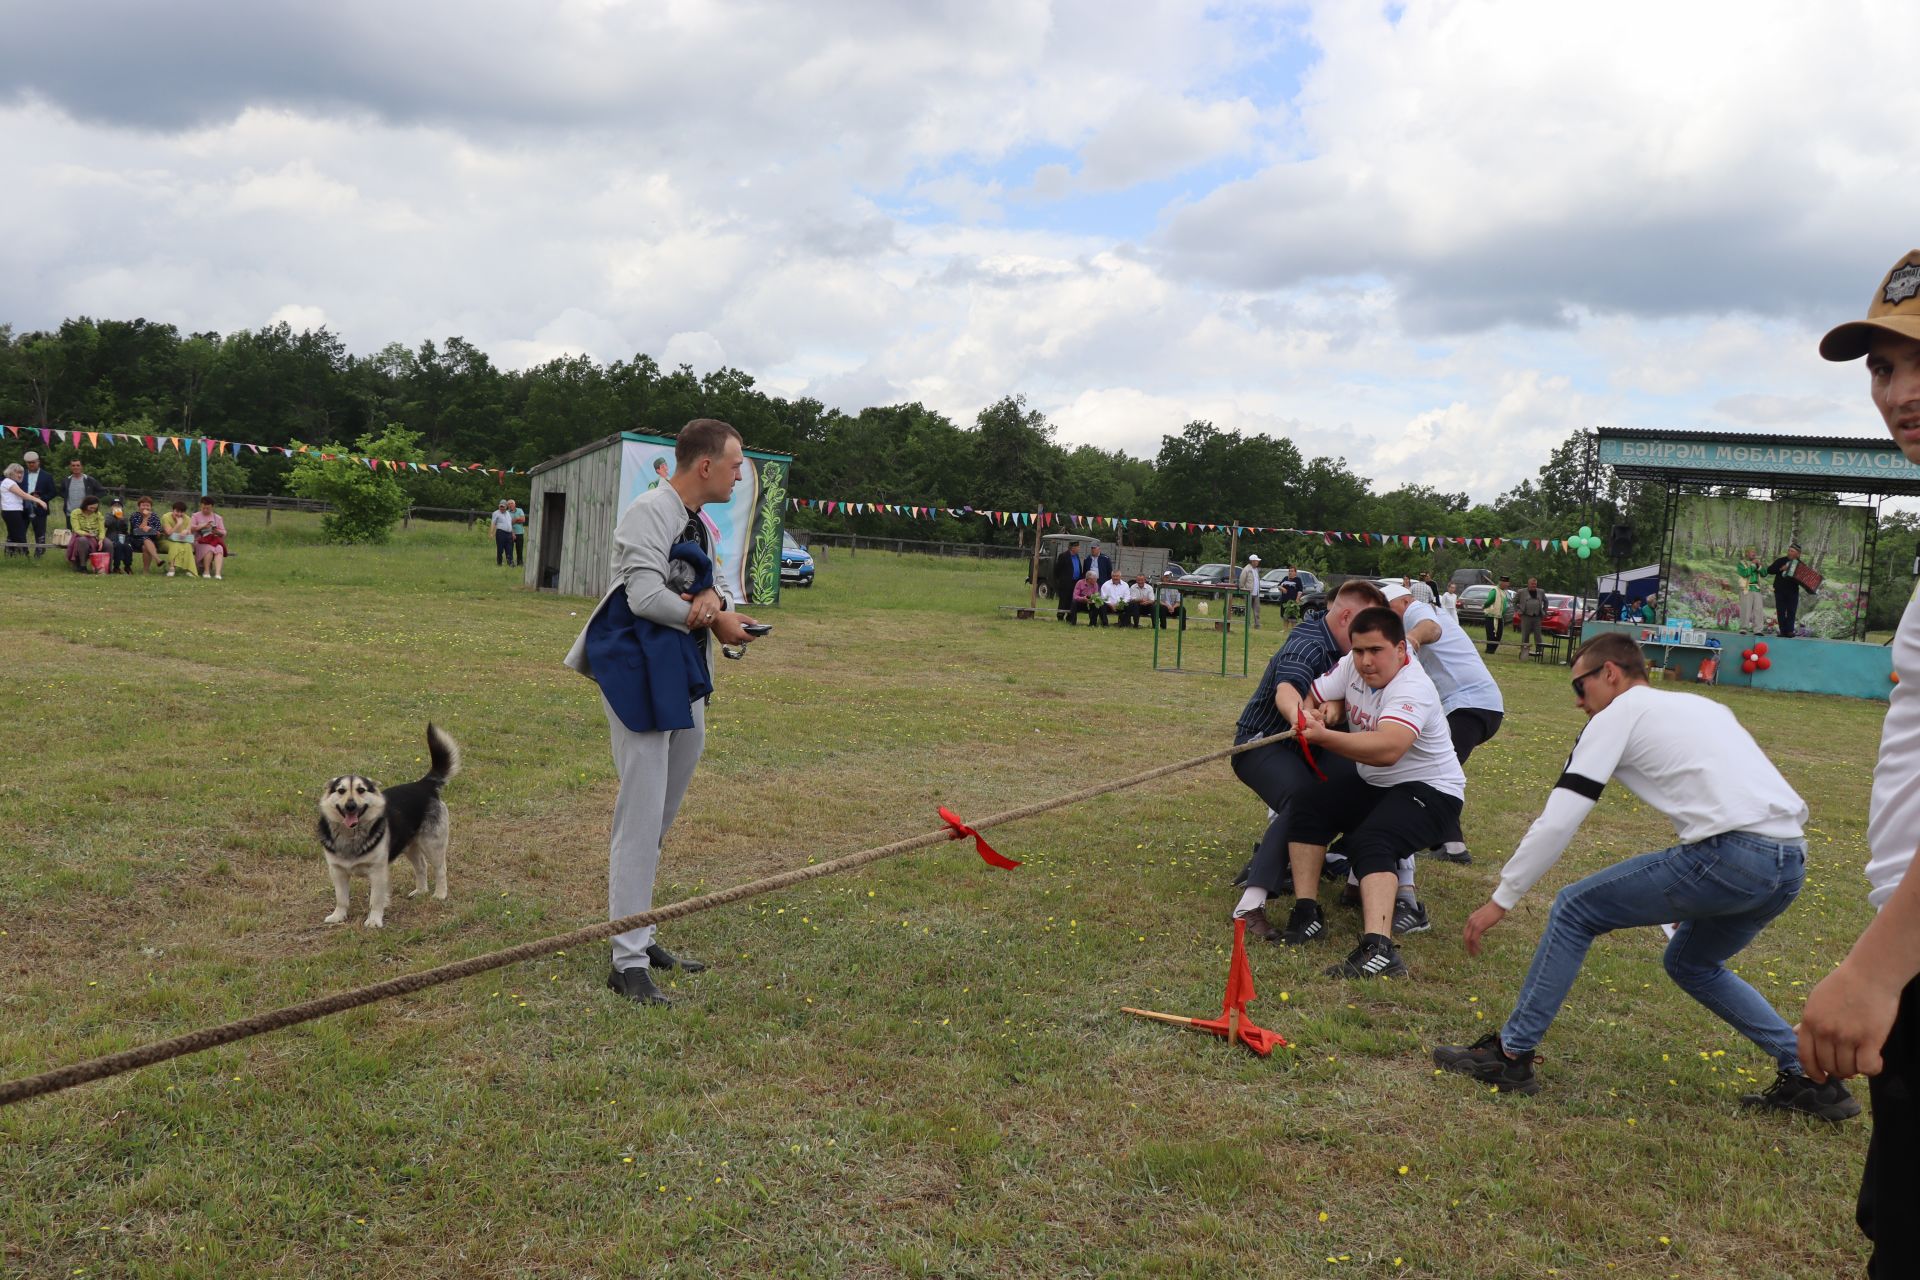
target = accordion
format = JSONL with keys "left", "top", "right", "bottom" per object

{"left": 1792, "top": 562, "right": 1823, "bottom": 593}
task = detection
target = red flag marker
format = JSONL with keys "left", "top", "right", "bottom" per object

{"left": 1123, "top": 919, "right": 1289, "bottom": 1056}
{"left": 937, "top": 806, "right": 1021, "bottom": 869}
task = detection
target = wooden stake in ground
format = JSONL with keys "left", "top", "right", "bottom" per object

{"left": 1123, "top": 918, "right": 1286, "bottom": 1056}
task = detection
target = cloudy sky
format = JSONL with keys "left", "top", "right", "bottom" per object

{"left": 4, "top": 0, "right": 1916, "bottom": 498}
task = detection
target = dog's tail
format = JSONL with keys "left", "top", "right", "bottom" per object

{"left": 423, "top": 723, "right": 462, "bottom": 786}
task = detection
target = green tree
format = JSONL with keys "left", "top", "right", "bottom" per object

{"left": 287, "top": 425, "right": 423, "bottom": 544}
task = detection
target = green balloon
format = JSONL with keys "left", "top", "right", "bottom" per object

{"left": 1578, "top": 525, "right": 1592, "bottom": 539}
{"left": 1577, "top": 545, "right": 1592, "bottom": 558}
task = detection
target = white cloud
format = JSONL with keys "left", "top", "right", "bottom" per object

{"left": 0, "top": 0, "right": 1912, "bottom": 507}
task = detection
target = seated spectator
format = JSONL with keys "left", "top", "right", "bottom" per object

{"left": 190, "top": 497, "right": 228, "bottom": 580}
{"left": 1100, "top": 569, "right": 1134, "bottom": 627}
{"left": 1072, "top": 570, "right": 1103, "bottom": 626}
{"left": 162, "top": 501, "right": 198, "bottom": 578}
{"left": 1278, "top": 605, "right": 1467, "bottom": 979}
{"left": 1155, "top": 576, "right": 1185, "bottom": 629}
{"left": 66, "top": 496, "right": 108, "bottom": 572}
{"left": 1, "top": 462, "right": 49, "bottom": 556}
{"left": 1128, "top": 575, "right": 1155, "bottom": 626}
{"left": 104, "top": 499, "right": 136, "bottom": 574}
{"left": 128, "top": 497, "right": 166, "bottom": 573}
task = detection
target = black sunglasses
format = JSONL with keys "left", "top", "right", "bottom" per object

{"left": 1570, "top": 662, "right": 1609, "bottom": 699}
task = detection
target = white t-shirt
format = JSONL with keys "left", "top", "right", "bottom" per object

{"left": 490, "top": 509, "right": 515, "bottom": 532}
{"left": 1493, "top": 684, "right": 1807, "bottom": 909}
{"left": 0, "top": 478, "right": 24, "bottom": 512}
{"left": 1866, "top": 582, "right": 1920, "bottom": 910}
{"left": 1439, "top": 590, "right": 1459, "bottom": 618}
{"left": 1311, "top": 652, "right": 1466, "bottom": 799}
{"left": 1099, "top": 579, "right": 1131, "bottom": 607}
{"left": 1404, "top": 600, "right": 1503, "bottom": 715}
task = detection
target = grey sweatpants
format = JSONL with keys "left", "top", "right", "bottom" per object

{"left": 604, "top": 693, "right": 706, "bottom": 971}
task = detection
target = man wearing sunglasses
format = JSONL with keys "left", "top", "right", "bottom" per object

{"left": 1795, "top": 248, "right": 1920, "bottom": 1276}
{"left": 1430, "top": 631, "right": 1856, "bottom": 1119}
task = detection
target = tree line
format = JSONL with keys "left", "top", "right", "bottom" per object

{"left": 2, "top": 316, "right": 1912, "bottom": 626}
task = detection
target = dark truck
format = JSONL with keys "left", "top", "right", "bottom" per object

{"left": 1031, "top": 533, "right": 1172, "bottom": 597}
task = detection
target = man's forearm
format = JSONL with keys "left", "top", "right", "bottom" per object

{"left": 1310, "top": 728, "right": 1406, "bottom": 767}
{"left": 1842, "top": 850, "right": 1920, "bottom": 986}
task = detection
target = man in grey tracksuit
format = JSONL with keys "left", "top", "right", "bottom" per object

{"left": 565, "top": 418, "right": 762, "bottom": 1006}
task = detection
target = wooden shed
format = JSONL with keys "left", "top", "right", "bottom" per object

{"left": 524, "top": 430, "right": 792, "bottom": 604}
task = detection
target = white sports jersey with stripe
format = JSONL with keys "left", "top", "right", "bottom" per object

{"left": 1311, "top": 652, "right": 1466, "bottom": 799}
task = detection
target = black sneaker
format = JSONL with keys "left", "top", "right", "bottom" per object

{"left": 607, "top": 967, "right": 671, "bottom": 1007}
{"left": 1337, "top": 882, "right": 1361, "bottom": 910}
{"left": 1434, "top": 844, "right": 1473, "bottom": 865}
{"left": 1739, "top": 1069, "right": 1862, "bottom": 1121}
{"left": 1392, "top": 898, "right": 1432, "bottom": 936}
{"left": 1324, "top": 932, "right": 1407, "bottom": 979}
{"left": 1432, "top": 1032, "right": 1540, "bottom": 1094}
{"left": 1276, "top": 899, "right": 1328, "bottom": 945}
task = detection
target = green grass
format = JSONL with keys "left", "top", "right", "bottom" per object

{"left": 0, "top": 513, "right": 1883, "bottom": 1277}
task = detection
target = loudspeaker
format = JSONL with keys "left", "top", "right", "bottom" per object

{"left": 1608, "top": 523, "right": 1633, "bottom": 558}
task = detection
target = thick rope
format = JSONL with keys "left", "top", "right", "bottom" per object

{"left": 0, "top": 728, "right": 1296, "bottom": 1108}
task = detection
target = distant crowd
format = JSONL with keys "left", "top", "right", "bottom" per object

{"left": 1, "top": 452, "right": 231, "bottom": 578}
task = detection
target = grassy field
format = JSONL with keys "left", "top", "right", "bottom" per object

{"left": 0, "top": 513, "right": 1886, "bottom": 1278}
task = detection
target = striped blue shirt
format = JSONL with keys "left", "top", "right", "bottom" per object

{"left": 1236, "top": 616, "right": 1340, "bottom": 744}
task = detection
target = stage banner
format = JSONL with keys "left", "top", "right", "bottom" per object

{"left": 1669, "top": 495, "right": 1869, "bottom": 638}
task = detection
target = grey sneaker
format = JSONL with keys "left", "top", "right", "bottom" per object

{"left": 1392, "top": 898, "right": 1432, "bottom": 936}
{"left": 1739, "top": 1069, "right": 1861, "bottom": 1121}
{"left": 1433, "top": 1032, "right": 1540, "bottom": 1094}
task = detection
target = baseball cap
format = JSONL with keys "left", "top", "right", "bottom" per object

{"left": 1247, "top": 554, "right": 1260, "bottom": 563}
{"left": 1381, "top": 583, "right": 1413, "bottom": 603}
{"left": 22, "top": 451, "right": 37, "bottom": 463}
{"left": 1820, "top": 249, "right": 1920, "bottom": 361}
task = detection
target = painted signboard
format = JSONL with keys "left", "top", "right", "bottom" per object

{"left": 1598, "top": 435, "right": 1919, "bottom": 484}
{"left": 618, "top": 433, "right": 790, "bottom": 605}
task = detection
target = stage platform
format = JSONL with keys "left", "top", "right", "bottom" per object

{"left": 1581, "top": 622, "right": 1894, "bottom": 703}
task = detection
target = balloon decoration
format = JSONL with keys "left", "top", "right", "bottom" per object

{"left": 1741, "top": 640, "right": 1772, "bottom": 676}
{"left": 1566, "top": 525, "right": 1604, "bottom": 560}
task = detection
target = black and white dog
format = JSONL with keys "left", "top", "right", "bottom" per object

{"left": 316, "top": 724, "right": 460, "bottom": 928}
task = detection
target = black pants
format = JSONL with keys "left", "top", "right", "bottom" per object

{"left": 513, "top": 532, "right": 525, "bottom": 566}
{"left": 1439, "top": 708, "right": 1503, "bottom": 846}
{"left": 109, "top": 539, "right": 134, "bottom": 572}
{"left": 495, "top": 529, "right": 514, "bottom": 565}
{"left": 1860, "top": 975, "right": 1920, "bottom": 1277}
{"left": 1291, "top": 774, "right": 1462, "bottom": 880}
{"left": 24, "top": 504, "right": 47, "bottom": 555}
{"left": 1, "top": 509, "right": 25, "bottom": 555}
{"left": 1484, "top": 614, "right": 1504, "bottom": 653}
{"left": 1775, "top": 588, "right": 1800, "bottom": 638}
{"left": 1155, "top": 605, "right": 1185, "bottom": 630}
{"left": 1231, "top": 740, "right": 1358, "bottom": 893}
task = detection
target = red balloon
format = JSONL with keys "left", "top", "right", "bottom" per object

{"left": 1758, "top": 656, "right": 1772, "bottom": 670}
{"left": 1755, "top": 642, "right": 1769, "bottom": 655}
{"left": 1742, "top": 659, "right": 1758, "bottom": 674}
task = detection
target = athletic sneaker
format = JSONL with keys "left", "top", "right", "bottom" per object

{"left": 1434, "top": 843, "right": 1473, "bottom": 865}
{"left": 1392, "top": 898, "right": 1432, "bottom": 935}
{"left": 1337, "top": 882, "right": 1361, "bottom": 909}
{"left": 1738, "top": 1069, "right": 1862, "bottom": 1121}
{"left": 1276, "top": 899, "right": 1328, "bottom": 945}
{"left": 1324, "top": 932, "right": 1407, "bottom": 979}
{"left": 1432, "top": 1032, "right": 1541, "bottom": 1094}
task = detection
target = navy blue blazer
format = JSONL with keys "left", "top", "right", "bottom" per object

{"left": 1088, "top": 553, "right": 1113, "bottom": 582}
{"left": 584, "top": 540, "right": 715, "bottom": 733}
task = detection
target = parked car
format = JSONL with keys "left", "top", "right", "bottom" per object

{"left": 780, "top": 530, "right": 815, "bottom": 587}
{"left": 1455, "top": 583, "right": 1498, "bottom": 626}
{"left": 1162, "top": 561, "right": 1187, "bottom": 580}
{"left": 1260, "top": 568, "right": 1323, "bottom": 604}
{"left": 1508, "top": 592, "right": 1591, "bottom": 637}
{"left": 1180, "top": 562, "right": 1234, "bottom": 587}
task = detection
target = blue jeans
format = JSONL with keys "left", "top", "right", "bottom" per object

{"left": 1500, "top": 832, "right": 1806, "bottom": 1070}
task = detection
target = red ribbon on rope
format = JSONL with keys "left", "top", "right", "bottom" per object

{"left": 938, "top": 806, "right": 1021, "bottom": 869}
{"left": 1296, "top": 709, "right": 1327, "bottom": 782}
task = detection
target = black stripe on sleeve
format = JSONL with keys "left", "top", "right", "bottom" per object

{"left": 1555, "top": 772, "right": 1606, "bottom": 801}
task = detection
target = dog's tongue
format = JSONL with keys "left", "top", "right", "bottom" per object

{"left": 343, "top": 812, "right": 359, "bottom": 828}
